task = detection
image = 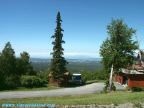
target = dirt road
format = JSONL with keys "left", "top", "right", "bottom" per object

{"left": 0, "top": 82, "right": 125, "bottom": 99}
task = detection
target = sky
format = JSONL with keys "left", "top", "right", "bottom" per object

{"left": 0, "top": 0, "right": 144, "bottom": 58}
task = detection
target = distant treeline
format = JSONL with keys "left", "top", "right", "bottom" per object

{"left": 31, "top": 58, "right": 103, "bottom": 73}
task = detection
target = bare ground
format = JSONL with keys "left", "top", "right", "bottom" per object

{"left": 0, "top": 82, "right": 125, "bottom": 99}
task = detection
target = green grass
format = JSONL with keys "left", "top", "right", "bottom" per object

{"left": 1, "top": 91, "right": 144, "bottom": 105}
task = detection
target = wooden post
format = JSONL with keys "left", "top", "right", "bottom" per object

{"left": 109, "top": 64, "right": 113, "bottom": 91}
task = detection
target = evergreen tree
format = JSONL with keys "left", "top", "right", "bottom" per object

{"left": 100, "top": 19, "right": 138, "bottom": 72}
{"left": 50, "top": 12, "right": 68, "bottom": 82}
{"left": 16, "top": 52, "right": 35, "bottom": 75}
{"left": 0, "top": 42, "right": 18, "bottom": 89}
{"left": 0, "top": 42, "right": 16, "bottom": 76}
{"left": 0, "top": 52, "right": 5, "bottom": 90}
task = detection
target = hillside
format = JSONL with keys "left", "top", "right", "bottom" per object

{"left": 30, "top": 58, "right": 103, "bottom": 72}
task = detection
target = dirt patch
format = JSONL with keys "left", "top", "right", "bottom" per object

{"left": 57, "top": 103, "right": 143, "bottom": 108}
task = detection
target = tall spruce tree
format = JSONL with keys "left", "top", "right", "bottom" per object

{"left": 50, "top": 12, "right": 68, "bottom": 82}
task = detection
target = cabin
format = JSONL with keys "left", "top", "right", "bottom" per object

{"left": 114, "top": 59, "right": 144, "bottom": 88}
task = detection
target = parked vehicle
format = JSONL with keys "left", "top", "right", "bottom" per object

{"left": 69, "top": 73, "right": 84, "bottom": 85}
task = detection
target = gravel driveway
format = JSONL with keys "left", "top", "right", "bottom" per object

{"left": 0, "top": 82, "right": 125, "bottom": 99}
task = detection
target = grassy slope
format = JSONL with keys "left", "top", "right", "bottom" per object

{"left": 0, "top": 91, "right": 144, "bottom": 105}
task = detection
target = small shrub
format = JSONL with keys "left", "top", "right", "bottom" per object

{"left": 131, "top": 87, "right": 143, "bottom": 92}
{"left": 4, "top": 76, "right": 20, "bottom": 89}
{"left": 37, "top": 70, "right": 49, "bottom": 83}
{"left": 103, "top": 80, "right": 116, "bottom": 92}
{"left": 21, "top": 75, "right": 46, "bottom": 88}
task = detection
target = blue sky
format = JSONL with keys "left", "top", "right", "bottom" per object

{"left": 0, "top": 0, "right": 144, "bottom": 58}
